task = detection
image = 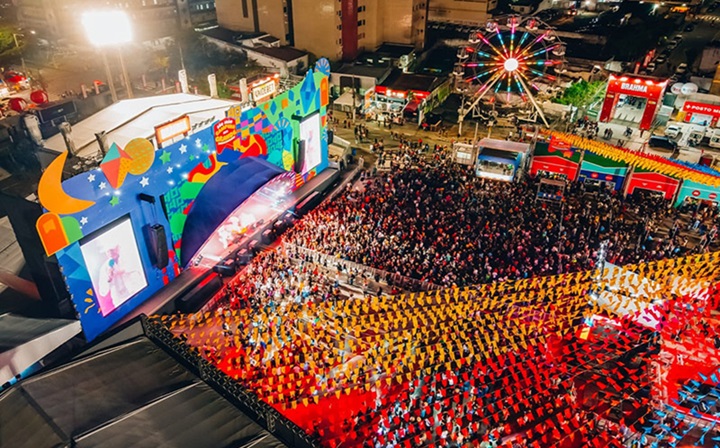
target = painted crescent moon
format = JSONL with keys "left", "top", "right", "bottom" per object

{"left": 38, "top": 151, "right": 96, "bottom": 215}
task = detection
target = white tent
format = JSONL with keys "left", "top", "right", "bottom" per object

{"left": 332, "top": 90, "right": 355, "bottom": 110}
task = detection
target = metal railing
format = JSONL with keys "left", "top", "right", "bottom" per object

{"left": 283, "top": 243, "right": 442, "bottom": 292}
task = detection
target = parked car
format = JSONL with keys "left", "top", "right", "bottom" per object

{"left": 684, "top": 23, "right": 695, "bottom": 31}
{"left": 674, "top": 34, "right": 684, "bottom": 41}
{"left": 675, "top": 63, "right": 688, "bottom": 76}
{"left": 647, "top": 62, "right": 656, "bottom": 72}
{"left": 655, "top": 55, "right": 667, "bottom": 65}
{"left": 664, "top": 124, "right": 682, "bottom": 139}
{"left": 649, "top": 135, "right": 678, "bottom": 152}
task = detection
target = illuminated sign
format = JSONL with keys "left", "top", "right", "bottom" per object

{"left": 252, "top": 80, "right": 277, "bottom": 102}
{"left": 621, "top": 82, "right": 648, "bottom": 93}
{"left": 154, "top": 115, "right": 191, "bottom": 146}
{"left": 683, "top": 101, "right": 720, "bottom": 117}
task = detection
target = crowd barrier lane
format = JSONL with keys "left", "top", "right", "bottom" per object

{"left": 141, "top": 316, "right": 320, "bottom": 448}
{"left": 284, "top": 243, "right": 442, "bottom": 292}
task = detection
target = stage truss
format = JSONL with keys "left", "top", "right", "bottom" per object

{"left": 455, "top": 15, "right": 566, "bottom": 131}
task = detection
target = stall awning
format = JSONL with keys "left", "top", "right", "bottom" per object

{"left": 333, "top": 91, "right": 355, "bottom": 108}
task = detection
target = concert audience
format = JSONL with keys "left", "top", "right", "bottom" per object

{"left": 285, "top": 161, "right": 710, "bottom": 287}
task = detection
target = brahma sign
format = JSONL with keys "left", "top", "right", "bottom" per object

{"left": 599, "top": 75, "right": 668, "bottom": 131}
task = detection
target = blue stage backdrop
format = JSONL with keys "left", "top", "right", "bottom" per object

{"left": 34, "top": 60, "right": 331, "bottom": 341}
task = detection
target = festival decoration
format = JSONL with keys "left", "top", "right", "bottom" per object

{"left": 153, "top": 242, "right": 720, "bottom": 448}
{"left": 546, "top": 131, "right": 720, "bottom": 187}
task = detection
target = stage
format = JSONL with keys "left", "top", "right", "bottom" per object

{"left": 114, "top": 165, "right": 344, "bottom": 328}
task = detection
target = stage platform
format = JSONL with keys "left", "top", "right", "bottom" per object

{"left": 114, "top": 166, "right": 344, "bottom": 328}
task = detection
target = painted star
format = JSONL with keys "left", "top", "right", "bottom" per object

{"left": 195, "top": 138, "right": 202, "bottom": 147}
{"left": 109, "top": 196, "right": 120, "bottom": 206}
{"left": 166, "top": 167, "right": 173, "bottom": 174}
{"left": 189, "top": 154, "right": 195, "bottom": 161}
{"left": 99, "top": 181, "right": 107, "bottom": 190}
{"left": 87, "top": 174, "right": 96, "bottom": 182}
{"left": 160, "top": 150, "right": 171, "bottom": 164}
{"left": 202, "top": 143, "right": 210, "bottom": 153}
{"left": 179, "top": 144, "right": 187, "bottom": 154}
{"left": 80, "top": 216, "right": 88, "bottom": 226}
{"left": 140, "top": 176, "right": 150, "bottom": 187}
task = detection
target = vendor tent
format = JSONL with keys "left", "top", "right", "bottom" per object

{"left": 674, "top": 179, "right": 720, "bottom": 206}
{"left": 529, "top": 139, "right": 581, "bottom": 181}
{"left": 578, "top": 150, "right": 629, "bottom": 191}
{"left": 624, "top": 167, "right": 680, "bottom": 200}
{"left": 332, "top": 91, "right": 355, "bottom": 111}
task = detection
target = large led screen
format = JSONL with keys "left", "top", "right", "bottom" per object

{"left": 80, "top": 216, "right": 148, "bottom": 316}
{"left": 300, "top": 112, "right": 322, "bottom": 174}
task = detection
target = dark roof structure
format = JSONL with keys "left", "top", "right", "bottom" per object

{"left": 334, "top": 64, "right": 392, "bottom": 82}
{"left": 380, "top": 70, "right": 442, "bottom": 93}
{"left": 245, "top": 45, "right": 308, "bottom": 62}
{"left": 0, "top": 321, "right": 289, "bottom": 448}
{"left": 201, "top": 27, "right": 265, "bottom": 44}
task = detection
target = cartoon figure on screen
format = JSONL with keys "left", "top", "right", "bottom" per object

{"left": 95, "top": 244, "right": 145, "bottom": 315}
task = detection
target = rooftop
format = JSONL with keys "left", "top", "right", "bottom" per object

{"left": 43, "top": 94, "right": 236, "bottom": 158}
{"left": 200, "top": 26, "right": 265, "bottom": 44}
{"left": 244, "top": 45, "right": 308, "bottom": 62}
{"left": 380, "top": 70, "right": 441, "bottom": 93}
{"left": 375, "top": 43, "right": 416, "bottom": 58}
{"left": 333, "top": 64, "right": 392, "bottom": 81}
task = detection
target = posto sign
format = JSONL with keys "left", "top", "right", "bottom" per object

{"left": 682, "top": 101, "right": 720, "bottom": 127}
{"left": 599, "top": 75, "right": 668, "bottom": 131}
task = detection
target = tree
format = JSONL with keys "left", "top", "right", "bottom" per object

{"left": 554, "top": 80, "right": 605, "bottom": 108}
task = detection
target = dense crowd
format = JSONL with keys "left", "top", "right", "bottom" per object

{"left": 285, "top": 161, "right": 714, "bottom": 287}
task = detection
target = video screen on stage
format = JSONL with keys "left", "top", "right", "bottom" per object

{"left": 80, "top": 216, "right": 148, "bottom": 316}
{"left": 300, "top": 112, "right": 322, "bottom": 174}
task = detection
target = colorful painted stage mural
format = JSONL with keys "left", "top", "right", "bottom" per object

{"left": 34, "top": 60, "right": 331, "bottom": 340}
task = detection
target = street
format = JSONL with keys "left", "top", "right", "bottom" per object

{"left": 653, "top": 8, "right": 720, "bottom": 78}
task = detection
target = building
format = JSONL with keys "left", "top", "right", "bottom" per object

{"left": 428, "top": 0, "right": 497, "bottom": 25}
{"left": 330, "top": 65, "right": 392, "bottom": 97}
{"left": 179, "top": 0, "right": 218, "bottom": 28}
{"left": 215, "top": 0, "right": 291, "bottom": 45}
{"left": 17, "top": 0, "right": 214, "bottom": 43}
{"left": 200, "top": 27, "right": 309, "bottom": 76}
{"left": 215, "top": 0, "right": 428, "bottom": 61}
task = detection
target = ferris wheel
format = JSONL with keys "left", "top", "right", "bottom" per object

{"left": 455, "top": 15, "right": 566, "bottom": 130}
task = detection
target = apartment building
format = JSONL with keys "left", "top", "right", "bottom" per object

{"left": 428, "top": 0, "right": 497, "bottom": 25}
{"left": 215, "top": 0, "right": 428, "bottom": 61}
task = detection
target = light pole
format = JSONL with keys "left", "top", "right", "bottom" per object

{"left": 82, "top": 10, "right": 133, "bottom": 102}
{"left": 12, "top": 32, "right": 32, "bottom": 77}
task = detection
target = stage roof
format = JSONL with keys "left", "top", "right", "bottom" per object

{"left": 43, "top": 94, "right": 237, "bottom": 159}
{"left": 0, "top": 330, "right": 287, "bottom": 448}
{"left": 478, "top": 138, "right": 530, "bottom": 153}
{"left": 0, "top": 313, "right": 81, "bottom": 385}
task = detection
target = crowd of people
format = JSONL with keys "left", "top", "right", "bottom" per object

{"left": 285, "top": 160, "right": 713, "bottom": 287}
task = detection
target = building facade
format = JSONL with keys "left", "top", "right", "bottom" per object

{"left": 427, "top": 0, "right": 497, "bottom": 25}
{"left": 17, "top": 0, "right": 214, "bottom": 43}
{"left": 215, "top": 0, "right": 428, "bottom": 61}
{"left": 215, "top": 0, "right": 291, "bottom": 44}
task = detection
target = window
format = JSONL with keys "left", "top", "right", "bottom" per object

{"left": 337, "top": 24, "right": 342, "bottom": 30}
{"left": 357, "top": 19, "right": 365, "bottom": 26}
{"left": 357, "top": 5, "right": 366, "bottom": 12}
{"left": 358, "top": 32, "right": 365, "bottom": 39}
